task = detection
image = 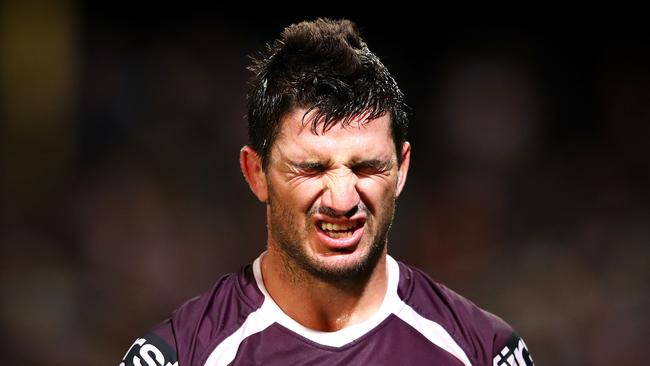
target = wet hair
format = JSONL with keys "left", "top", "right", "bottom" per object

{"left": 246, "top": 18, "right": 409, "bottom": 169}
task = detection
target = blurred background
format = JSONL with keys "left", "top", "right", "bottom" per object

{"left": 1, "top": 3, "right": 648, "bottom": 365}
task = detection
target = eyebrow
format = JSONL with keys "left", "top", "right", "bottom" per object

{"left": 288, "top": 158, "right": 393, "bottom": 171}
{"left": 351, "top": 158, "right": 394, "bottom": 171}
{"left": 288, "top": 160, "right": 329, "bottom": 171}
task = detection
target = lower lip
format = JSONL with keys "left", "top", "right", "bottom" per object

{"left": 315, "top": 223, "right": 365, "bottom": 251}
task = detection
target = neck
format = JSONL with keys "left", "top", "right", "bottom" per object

{"left": 260, "top": 249, "right": 388, "bottom": 332}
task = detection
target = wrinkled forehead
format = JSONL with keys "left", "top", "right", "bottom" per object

{"left": 271, "top": 108, "right": 396, "bottom": 162}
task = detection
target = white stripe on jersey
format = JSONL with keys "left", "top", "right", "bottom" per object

{"left": 203, "top": 304, "right": 274, "bottom": 366}
{"left": 395, "top": 304, "right": 472, "bottom": 366}
{"left": 203, "top": 254, "right": 472, "bottom": 366}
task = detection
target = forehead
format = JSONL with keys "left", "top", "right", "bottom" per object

{"left": 272, "top": 108, "right": 395, "bottom": 161}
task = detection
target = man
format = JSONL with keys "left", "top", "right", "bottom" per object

{"left": 120, "top": 18, "right": 534, "bottom": 366}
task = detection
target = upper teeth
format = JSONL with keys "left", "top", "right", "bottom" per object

{"left": 320, "top": 222, "right": 356, "bottom": 231}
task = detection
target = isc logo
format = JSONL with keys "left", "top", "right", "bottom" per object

{"left": 120, "top": 336, "right": 178, "bottom": 366}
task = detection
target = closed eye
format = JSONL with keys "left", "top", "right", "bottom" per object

{"left": 291, "top": 161, "right": 328, "bottom": 175}
{"left": 352, "top": 159, "right": 393, "bottom": 175}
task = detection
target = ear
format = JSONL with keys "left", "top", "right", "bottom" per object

{"left": 240, "top": 146, "right": 268, "bottom": 202}
{"left": 396, "top": 142, "right": 411, "bottom": 197}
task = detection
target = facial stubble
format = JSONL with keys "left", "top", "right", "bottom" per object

{"left": 267, "top": 181, "right": 397, "bottom": 286}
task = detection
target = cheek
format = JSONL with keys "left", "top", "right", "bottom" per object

{"left": 356, "top": 177, "right": 396, "bottom": 213}
{"left": 274, "top": 178, "right": 324, "bottom": 214}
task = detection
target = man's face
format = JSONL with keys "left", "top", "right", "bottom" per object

{"left": 264, "top": 108, "right": 410, "bottom": 282}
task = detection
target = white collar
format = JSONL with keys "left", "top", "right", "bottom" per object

{"left": 251, "top": 253, "right": 404, "bottom": 347}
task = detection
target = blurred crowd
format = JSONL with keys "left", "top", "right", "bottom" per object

{"left": 2, "top": 4, "right": 648, "bottom": 365}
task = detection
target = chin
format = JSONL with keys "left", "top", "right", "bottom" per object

{"left": 304, "top": 242, "right": 384, "bottom": 281}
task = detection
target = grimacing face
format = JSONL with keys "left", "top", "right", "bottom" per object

{"left": 242, "top": 108, "right": 410, "bottom": 282}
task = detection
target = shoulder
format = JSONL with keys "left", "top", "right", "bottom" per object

{"left": 395, "top": 261, "right": 534, "bottom": 366}
{"left": 397, "top": 262, "right": 511, "bottom": 342}
{"left": 171, "top": 264, "right": 264, "bottom": 339}
{"left": 120, "top": 264, "right": 264, "bottom": 366}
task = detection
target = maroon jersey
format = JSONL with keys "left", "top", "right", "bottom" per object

{"left": 120, "top": 255, "right": 533, "bottom": 366}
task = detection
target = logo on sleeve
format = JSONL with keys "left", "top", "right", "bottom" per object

{"left": 493, "top": 333, "right": 534, "bottom": 366}
{"left": 120, "top": 333, "right": 178, "bottom": 366}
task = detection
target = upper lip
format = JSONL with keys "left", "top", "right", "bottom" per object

{"left": 313, "top": 214, "right": 367, "bottom": 226}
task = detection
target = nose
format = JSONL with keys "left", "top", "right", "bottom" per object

{"left": 321, "top": 170, "right": 360, "bottom": 218}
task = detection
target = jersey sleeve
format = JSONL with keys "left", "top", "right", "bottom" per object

{"left": 119, "top": 319, "right": 179, "bottom": 366}
{"left": 478, "top": 305, "right": 534, "bottom": 366}
{"left": 427, "top": 276, "right": 535, "bottom": 366}
{"left": 491, "top": 331, "right": 534, "bottom": 366}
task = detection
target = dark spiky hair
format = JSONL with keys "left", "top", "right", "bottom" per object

{"left": 246, "top": 18, "right": 409, "bottom": 168}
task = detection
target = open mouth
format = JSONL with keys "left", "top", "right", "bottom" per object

{"left": 316, "top": 219, "right": 365, "bottom": 239}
